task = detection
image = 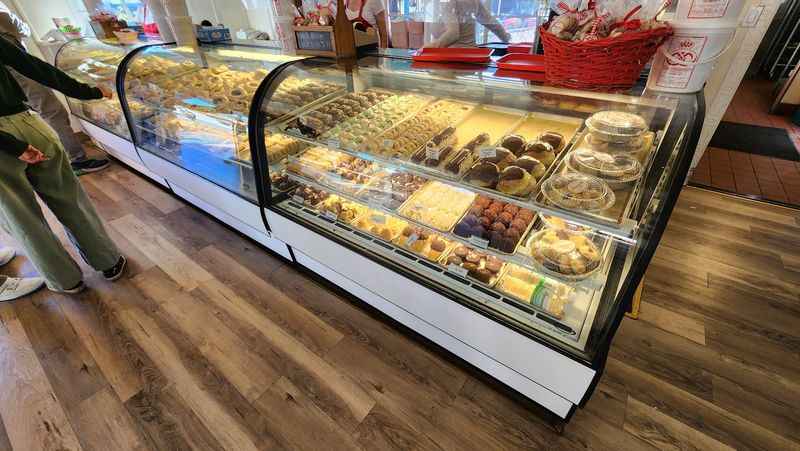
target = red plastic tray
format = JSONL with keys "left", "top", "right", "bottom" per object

{"left": 496, "top": 53, "right": 545, "bottom": 72}
{"left": 508, "top": 43, "right": 533, "bottom": 53}
{"left": 412, "top": 47, "right": 494, "bottom": 64}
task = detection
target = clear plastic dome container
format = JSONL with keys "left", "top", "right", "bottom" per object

{"left": 539, "top": 214, "right": 593, "bottom": 234}
{"left": 585, "top": 111, "right": 648, "bottom": 143}
{"left": 566, "top": 149, "right": 643, "bottom": 184}
{"left": 528, "top": 229, "right": 603, "bottom": 280}
{"left": 541, "top": 172, "right": 616, "bottom": 212}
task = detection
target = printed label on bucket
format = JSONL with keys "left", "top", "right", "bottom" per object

{"left": 655, "top": 35, "right": 709, "bottom": 90}
{"left": 687, "top": 0, "right": 732, "bottom": 19}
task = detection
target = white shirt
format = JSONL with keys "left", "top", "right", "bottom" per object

{"left": 344, "top": 0, "right": 384, "bottom": 27}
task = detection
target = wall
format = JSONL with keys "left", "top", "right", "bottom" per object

{"left": 691, "top": 0, "right": 782, "bottom": 170}
{"left": 11, "top": 0, "right": 89, "bottom": 40}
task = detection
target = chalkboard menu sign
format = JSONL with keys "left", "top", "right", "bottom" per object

{"left": 294, "top": 25, "right": 337, "bottom": 57}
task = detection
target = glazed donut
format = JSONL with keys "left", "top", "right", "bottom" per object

{"left": 229, "top": 87, "right": 246, "bottom": 99}
{"left": 211, "top": 64, "right": 229, "bottom": 74}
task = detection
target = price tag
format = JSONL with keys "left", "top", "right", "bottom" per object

{"left": 323, "top": 210, "right": 338, "bottom": 221}
{"left": 371, "top": 214, "right": 386, "bottom": 224}
{"left": 425, "top": 147, "right": 441, "bottom": 160}
{"left": 468, "top": 236, "right": 490, "bottom": 249}
{"left": 327, "top": 138, "right": 340, "bottom": 148}
{"left": 478, "top": 147, "right": 496, "bottom": 159}
{"left": 406, "top": 233, "right": 419, "bottom": 247}
{"left": 291, "top": 194, "right": 304, "bottom": 204}
{"left": 447, "top": 264, "right": 469, "bottom": 277}
{"left": 383, "top": 139, "right": 394, "bottom": 149}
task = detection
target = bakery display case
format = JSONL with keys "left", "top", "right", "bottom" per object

{"left": 252, "top": 55, "right": 703, "bottom": 421}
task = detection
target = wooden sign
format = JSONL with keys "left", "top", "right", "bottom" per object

{"left": 294, "top": 25, "right": 337, "bottom": 57}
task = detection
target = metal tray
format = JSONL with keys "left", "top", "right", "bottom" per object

{"left": 399, "top": 104, "right": 523, "bottom": 179}
{"left": 456, "top": 111, "right": 584, "bottom": 201}
{"left": 437, "top": 245, "right": 506, "bottom": 288}
{"left": 449, "top": 197, "right": 537, "bottom": 256}
{"left": 396, "top": 181, "right": 476, "bottom": 232}
{"left": 367, "top": 99, "right": 476, "bottom": 159}
{"left": 391, "top": 230, "right": 456, "bottom": 263}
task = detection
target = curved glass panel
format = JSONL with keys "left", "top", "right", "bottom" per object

{"left": 121, "top": 43, "right": 305, "bottom": 201}
{"left": 55, "top": 38, "right": 147, "bottom": 139}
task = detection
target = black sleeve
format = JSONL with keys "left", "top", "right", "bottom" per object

{"left": 0, "top": 129, "right": 28, "bottom": 157}
{"left": 0, "top": 37, "right": 102, "bottom": 100}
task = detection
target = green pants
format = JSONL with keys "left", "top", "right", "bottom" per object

{"left": 0, "top": 111, "right": 119, "bottom": 290}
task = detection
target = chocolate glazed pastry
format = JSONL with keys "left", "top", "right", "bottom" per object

{"left": 521, "top": 140, "right": 555, "bottom": 167}
{"left": 424, "top": 145, "right": 454, "bottom": 167}
{"left": 464, "top": 133, "right": 491, "bottom": 151}
{"left": 477, "top": 147, "right": 515, "bottom": 169}
{"left": 464, "top": 161, "right": 500, "bottom": 188}
{"left": 538, "top": 131, "right": 565, "bottom": 153}
{"left": 513, "top": 155, "right": 547, "bottom": 179}
{"left": 496, "top": 166, "right": 534, "bottom": 196}
{"left": 500, "top": 134, "right": 526, "bottom": 156}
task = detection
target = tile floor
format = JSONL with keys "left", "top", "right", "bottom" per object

{"left": 691, "top": 79, "right": 800, "bottom": 205}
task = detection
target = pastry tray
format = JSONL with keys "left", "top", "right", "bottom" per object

{"left": 449, "top": 197, "right": 537, "bottom": 255}
{"left": 495, "top": 265, "right": 568, "bottom": 319}
{"left": 264, "top": 85, "right": 346, "bottom": 124}
{"left": 398, "top": 104, "right": 525, "bottom": 179}
{"left": 275, "top": 88, "right": 399, "bottom": 139}
{"left": 350, "top": 209, "right": 409, "bottom": 242}
{"left": 436, "top": 245, "right": 506, "bottom": 288}
{"left": 456, "top": 111, "right": 584, "bottom": 201}
{"left": 366, "top": 99, "right": 477, "bottom": 159}
{"left": 392, "top": 231, "right": 457, "bottom": 263}
{"left": 396, "top": 181, "right": 476, "bottom": 232}
{"left": 320, "top": 93, "right": 437, "bottom": 147}
{"left": 520, "top": 227, "right": 613, "bottom": 282}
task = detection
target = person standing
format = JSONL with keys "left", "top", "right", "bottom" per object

{"left": 0, "top": 1, "right": 111, "bottom": 175}
{"left": 345, "top": 0, "right": 389, "bottom": 48}
{"left": 0, "top": 35, "right": 126, "bottom": 296}
{"left": 425, "top": 0, "right": 510, "bottom": 48}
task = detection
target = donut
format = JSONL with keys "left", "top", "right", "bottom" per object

{"left": 229, "top": 87, "right": 246, "bottom": 99}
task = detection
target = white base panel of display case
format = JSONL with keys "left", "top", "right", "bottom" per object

{"left": 78, "top": 119, "right": 167, "bottom": 187}
{"left": 267, "top": 210, "right": 596, "bottom": 418}
{"left": 138, "top": 151, "right": 292, "bottom": 261}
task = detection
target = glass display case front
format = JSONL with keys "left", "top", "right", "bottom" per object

{"left": 119, "top": 43, "right": 316, "bottom": 201}
{"left": 55, "top": 38, "right": 150, "bottom": 139}
{"left": 253, "top": 55, "right": 699, "bottom": 362}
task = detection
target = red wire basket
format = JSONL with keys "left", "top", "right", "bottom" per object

{"left": 539, "top": 23, "right": 673, "bottom": 92}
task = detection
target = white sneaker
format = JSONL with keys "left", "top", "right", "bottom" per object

{"left": 0, "top": 277, "right": 44, "bottom": 302}
{"left": 0, "top": 247, "right": 15, "bottom": 267}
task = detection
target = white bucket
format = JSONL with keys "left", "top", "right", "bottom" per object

{"left": 646, "top": 24, "right": 736, "bottom": 93}
{"left": 660, "top": 0, "right": 745, "bottom": 27}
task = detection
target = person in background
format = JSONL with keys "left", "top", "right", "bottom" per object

{"left": 0, "top": 35, "right": 127, "bottom": 299}
{"left": 345, "top": 0, "right": 389, "bottom": 48}
{"left": 0, "top": 1, "right": 111, "bottom": 175}
{"left": 425, "top": 0, "right": 510, "bottom": 48}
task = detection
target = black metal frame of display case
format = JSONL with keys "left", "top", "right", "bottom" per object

{"left": 248, "top": 54, "right": 705, "bottom": 423}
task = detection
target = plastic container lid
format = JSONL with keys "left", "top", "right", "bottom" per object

{"left": 528, "top": 229, "right": 602, "bottom": 280}
{"left": 585, "top": 111, "right": 648, "bottom": 143}
{"left": 541, "top": 172, "right": 615, "bottom": 212}
{"left": 566, "top": 149, "right": 643, "bottom": 183}
{"left": 540, "top": 214, "right": 593, "bottom": 234}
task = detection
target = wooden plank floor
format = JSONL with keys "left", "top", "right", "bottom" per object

{"left": 1, "top": 161, "right": 799, "bottom": 451}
